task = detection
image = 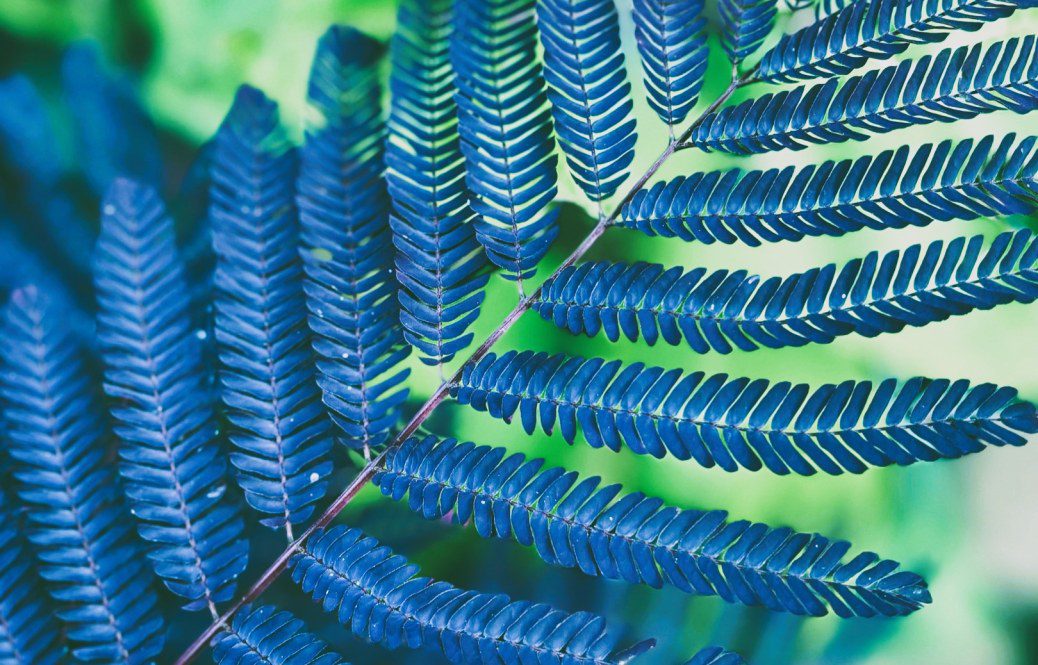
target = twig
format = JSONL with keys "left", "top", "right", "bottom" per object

{"left": 173, "top": 72, "right": 747, "bottom": 665}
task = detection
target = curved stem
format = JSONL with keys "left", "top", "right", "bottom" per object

{"left": 173, "top": 72, "right": 749, "bottom": 665}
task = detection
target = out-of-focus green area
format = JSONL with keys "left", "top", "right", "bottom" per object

{"left": 2, "top": 1, "right": 1037, "bottom": 663}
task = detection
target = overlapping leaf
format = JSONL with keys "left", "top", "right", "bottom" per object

{"left": 388, "top": 0, "right": 489, "bottom": 364}
{"left": 210, "top": 605, "right": 347, "bottom": 665}
{"left": 290, "top": 525, "right": 654, "bottom": 664}
{"left": 211, "top": 86, "right": 333, "bottom": 532}
{"left": 298, "top": 26, "right": 411, "bottom": 451}
{"left": 535, "top": 230, "right": 1038, "bottom": 352}
{"left": 376, "top": 435, "right": 932, "bottom": 617}
{"left": 0, "top": 286, "right": 164, "bottom": 662}
{"left": 453, "top": 351, "right": 1038, "bottom": 475}
{"left": 633, "top": 0, "right": 710, "bottom": 128}
{"left": 619, "top": 134, "right": 1038, "bottom": 246}
{"left": 95, "top": 179, "right": 248, "bottom": 610}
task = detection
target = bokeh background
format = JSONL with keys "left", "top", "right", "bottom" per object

{"left": 1, "top": 1, "right": 1037, "bottom": 663}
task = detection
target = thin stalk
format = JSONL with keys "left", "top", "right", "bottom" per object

{"left": 174, "top": 72, "right": 751, "bottom": 665}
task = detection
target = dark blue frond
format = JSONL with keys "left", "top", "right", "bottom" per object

{"left": 720, "top": 0, "right": 778, "bottom": 65}
{"left": 538, "top": 0, "right": 637, "bottom": 203}
{"left": 0, "top": 490, "right": 64, "bottom": 664}
{"left": 633, "top": 0, "right": 710, "bottom": 128}
{"left": 685, "top": 646, "right": 746, "bottom": 665}
{"left": 211, "top": 86, "right": 334, "bottom": 531}
{"left": 0, "top": 286, "right": 164, "bottom": 662}
{"left": 376, "top": 435, "right": 932, "bottom": 618}
{"left": 290, "top": 525, "right": 653, "bottom": 664}
{"left": 210, "top": 605, "right": 348, "bottom": 665}
{"left": 0, "top": 76, "right": 95, "bottom": 281}
{"left": 452, "top": 350, "right": 1038, "bottom": 475}
{"left": 758, "top": 0, "right": 1038, "bottom": 84}
{"left": 94, "top": 178, "right": 249, "bottom": 610}
{"left": 298, "top": 26, "right": 411, "bottom": 451}
{"left": 61, "top": 42, "right": 163, "bottom": 195}
{"left": 535, "top": 229, "right": 1038, "bottom": 352}
{"left": 388, "top": 0, "right": 490, "bottom": 364}
{"left": 691, "top": 37, "right": 1038, "bottom": 154}
{"left": 620, "top": 134, "right": 1038, "bottom": 246}
{"left": 452, "top": 0, "right": 559, "bottom": 284}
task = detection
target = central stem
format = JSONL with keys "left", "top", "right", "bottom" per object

{"left": 174, "top": 72, "right": 750, "bottom": 665}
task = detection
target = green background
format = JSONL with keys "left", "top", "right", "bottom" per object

{"left": 2, "top": 1, "right": 1037, "bottom": 662}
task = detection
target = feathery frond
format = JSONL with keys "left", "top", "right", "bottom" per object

{"left": 538, "top": 0, "right": 638, "bottom": 204}
{"left": 619, "top": 134, "right": 1038, "bottom": 246}
{"left": 388, "top": 0, "right": 490, "bottom": 364}
{"left": 534, "top": 230, "right": 1038, "bottom": 352}
{"left": 453, "top": 350, "right": 1038, "bottom": 475}
{"left": 95, "top": 179, "right": 248, "bottom": 611}
{"left": 210, "top": 605, "right": 347, "bottom": 665}
{"left": 720, "top": 0, "right": 778, "bottom": 66}
{"left": 376, "top": 435, "right": 932, "bottom": 617}
{"left": 633, "top": 0, "right": 710, "bottom": 128}
{"left": 757, "top": 0, "right": 1038, "bottom": 84}
{"left": 211, "top": 86, "right": 333, "bottom": 532}
{"left": 689, "top": 37, "right": 1038, "bottom": 154}
{"left": 0, "top": 286, "right": 164, "bottom": 662}
{"left": 298, "top": 26, "right": 411, "bottom": 451}
{"left": 61, "top": 42, "right": 163, "bottom": 195}
{"left": 0, "top": 490, "right": 63, "bottom": 665}
{"left": 685, "top": 646, "right": 746, "bottom": 665}
{"left": 452, "top": 0, "right": 559, "bottom": 284}
{"left": 290, "top": 525, "right": 655, "bottom": 664}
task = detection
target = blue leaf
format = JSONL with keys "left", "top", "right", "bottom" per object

{"left": 210, "top": 605, "right": 348, "bottom": 665}
{"left": 685, "top": 645, "right": 746, "bottom": 665}
{"left": 94, "top": 178, "right": 249, "bottom": 611}
{"left": 758, "top": 0, "right": 1038, "bottom": 84}
{"left": 0, "top": 286, "right": 165, "bottom": 662}
{"left": 535, "top": 230, "right": 1038, "bottom": 352}
{"left": 388, "top": 0, "right": 490, "bottom": 364}
{"left": 620, "top": 134, "right": 1038, "bottom": 246}
{"left": 0, "top": 489, "right": 64, "bottom": 664}
{"left": 633, "top": 0, "right": 710, "bottom": 127}
{"left": 720, "top": 0, "right": 778, "bottom": 65}
{"left": 376, "top": 435, "right": 932, "bottom": 618}
{"left": 452, "top": 0, "right": 560, "bottom": 284}
{"left": 61, "top": 42, "right": 163, "bottom": 195}
{"left": 538, "top": 0, "right": 638, "bottom": 203}
{"left": 691, "top": 37, "right": 1038, "bottom": 154}
{"left": 211, "top": 86, "right": 334, "bottom": 531}
{"left": 452, "top": 350, "right": 1038, "bottom": 475}
{"left": 290, "top": 524, "right": 651, "bottom": 664}
{"left": 297, "top": 26, "right": 411, "bottom": 451}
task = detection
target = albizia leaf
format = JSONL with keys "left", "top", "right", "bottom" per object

{"left": 210, "top": 605, "right": 347, "bottom": 665}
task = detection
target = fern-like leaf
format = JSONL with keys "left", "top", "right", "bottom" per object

{"left": 61, "top": 42, "right": 162, "bottom": 194}
{"left": 210, "top": 605, "right": 347, "bottom": 665}
{"left": 685, "top": 646, "right": 746, "bottom": 665}
{"left": 298, "top": 26, "right": 411, "bottom": 451}
{"left": 538, "top": 0, "right": 638, "bottom": 203}
{"left": 633, "top": 0, "right": 710, "bottom": 128}
{"left": 376, "top": 435, "right": 932, "bottom": 618}
{"left": 690, "top": 37, "right": 1038, "bottom": 154}
{"left": 290, "top": 525, "right": 655, "bottom": 664}
{"left": 0, "top": 490, "right": 63, "bottom": 664}
{"left": 388, "top": 0, "right": 490, "bottom": 364}
{"left": 453, "top": 351, "right": 1038, "bottom": 475}
{"left": 535, "top": 230, "right": 1038, "bottom": 352}
{"left": 720, "top": 0, "right": 778, "bottom": 66}
{"left": 0, "top": 286, "right": 164, "bottom": 662}
{"left": 452, "top": 0, "right": 560, "bottom": 284}
{"left": 211, "top": 86, "right": 334, "bottom": 531}
{"left": 757, "top": 0, "right": 1038, "bottom": 84}
{"left": 95, "top": 179, "right": 248, "bottom": 610}
{"left": 619, "top": 134, "right": 1038, "bottom": 246}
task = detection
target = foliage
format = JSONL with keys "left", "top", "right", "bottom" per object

{"left": 0, "top": 0, "right": 1036, "bottom": 663}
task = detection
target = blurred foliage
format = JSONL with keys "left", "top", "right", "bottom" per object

{"left": 1, "top": 1, "right": 1037, "bottom": 663}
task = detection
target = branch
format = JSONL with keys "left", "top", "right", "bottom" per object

{"left": 174, "top": 72, "right": 750, "bottom": 665}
